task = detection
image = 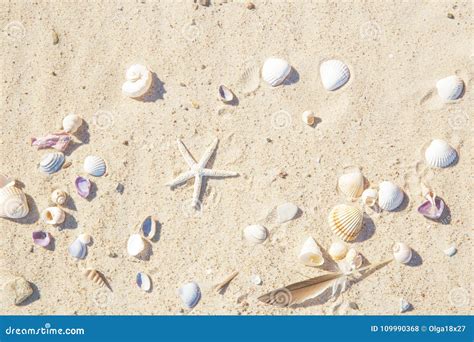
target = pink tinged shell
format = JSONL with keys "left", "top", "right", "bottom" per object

{"left": 31, "top": 132, "right": 71, "bottom": 152}
{"left": 32, "top": 231, "right": 51, "bottom": 247}
{"left": 75, "top": 176, "right": 91, "bottom": 198}
{"left": 417, "top": 196, "right": 445, "bottom": 220}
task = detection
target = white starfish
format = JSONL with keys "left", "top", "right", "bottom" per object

{"left": 167, "top": 138, "right": 238, "bottom": 208}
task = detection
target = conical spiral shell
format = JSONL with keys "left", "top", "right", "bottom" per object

{"left": 337, "top": 171, "right": 364, "bottom": 200}
{"left": 122, "top": 64, "right": 153, "bottom": 98}
{"left": 392, "top": 242, "right": 412, "bottom": 264}
{"left": 424, "top": 139, "right": 457, "bottom": 168}
{"left": 51, "top": 189, "right": 68, "bottom": 205}
{"left": 0, "top": 185, "right": 29, "bottom": 219}
{"left": 328, "top": 204, "right": 363, "bottom": 242}
{"left": 83, "top": 268, "right": 105, "bottom": 287}
{"left": 41, "top": 207, "right": 65, "bottom": 225}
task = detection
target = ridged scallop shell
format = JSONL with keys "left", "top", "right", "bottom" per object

{"left": 218, "top": 85, "right": 234, "bottom": 103}
{"left": 236, "top": 62, "right": 260, "bottom": 94}
{"left": 424, "top": 139, "right": 457, "bottom": 168}
{"left": 39, "top": 152, "right": 65, "bottom": 174}
{"left": 302, "top": 111, "right": 316, "bottom": 126}
{"left": 122, "top": 64, "right": 153, "bottom": 98}
{"left": 178, "top": 281, "right": 201, "bottom": 308}
{"left": 320, "top": 59, "right": 350, "bottom": 91}
{"left": 41, "top": 207, "right": 65, "bottom": 225}
{"left": 243, "top": 224, "right": 268, "bottom": 244}
{"left": 83, "top": 155, "right": 106, "bottom": 177}
{"left": 0, "top": 185, "right": 29, "bottom": 219}
{"left": 262, "top": 58, "right": 291, "bottom": 87}
{"left": 68, "top": 238, "right": 87, "bottom": 259}
{"left": 337, "top": 171, "right": 364, "bottom": 200}
{"left": 378, "top": 181, "right": 404, "bottom": 211}
{"left": 62, "top": 114, "right": 83, "bottom": 133}
{"left": 361, "top": 188, "right": 378, "bottom": 207}
{"left": 298, "top": 237, "right": 324, "bottom": 266}
{"left": 392, "top": 242, "right": 412, "bottom": 264}
{"left": 127, "top": 233, "right": 146, "bottom": 256}
{"left": 328, "top": 241, "right": 348, "bottom": 261}
{"left": 328, "top": 204, "right": 363, "bottom": 242}
{"left": 136, "top": 272, "right": 152, "bottom": 292}
{"left": 436, "top": 75, "right": 464, "bottom": 101}
{"left": 83, "top": 268, "right": 105, "bottom": 287}
{"left": 51, "top": 189, "right": 68, "bottom": 205}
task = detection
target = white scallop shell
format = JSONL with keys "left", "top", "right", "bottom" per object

{"left": 378, "top": 181, "right": 404, "bottom": 211}
{"left": 261, "top": 57, "right": 291, "bottom": 87}
{"left": 393, "top": 242, "right": 412, "bottom": 264}
{"left": 436, "top": 75, "right": 464, "bottom": 101}
{"left": 243, "top": 224, "right": 268, "bottom": 244}
{"left": 178, "top": 281, "right": 201, "bottom": 308}
{"left": 337, "top": 171, "right": 364, "bottom": 200}
{"left": 320, "top": 59, "right": 350, "bottom": 91}
{"left": 62, "top": 114, "right": 83, "bottom": 133}
{"left": 328, "top": 204, "right": 363, "bottom": 242}
{"left": 51, "top": 189, "right": 68, "bottom": 205}
{"left": 127, "top": 234, "right": 145, "bottom": 256}
{"left": 83, "top": 155, "right": 107, "bottom": 177}
{"left": 302, "top": 111, "right": 316, "bottom": 126}
{"left": 136, "top": 272, "right": 152, "bottom": 292}
{"left": 424, "top": 139, "right": 457, "bottom": 168}
{"left": 361, "top": 188, "right": 378, "bottom": 207}
{"left": 345, "top": 248, "right": 362, "bottom": 269}
{"left": 0, "top": 185, "right": 29, "bottom": 219}
{"left": 122, "top": 64, "right": 153, "bottom": 98}
{"left": 298, "top": 237, "right": 324, "bottom": 267}
{"left": 328, "top": 241, "right": 348, "bottom": 261}
{"left": 276, "top": 202, "right": 298, "bottom": 223}
{"left": 40, "top": 207, "right": 65, "bottom": 225}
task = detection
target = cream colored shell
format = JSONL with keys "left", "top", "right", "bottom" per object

{"left": 328, "top": 204, "right": 363, "bottom": 242}
{"left": 122, "top": 64, "right": 153, "bottom": 98}
{"left": 62, "top": 114, "right": 83, "bottom": 133}
{"left": 0, "top": 184, "right": 29, "bottom": 219}
{"left": 337, "top": 171, "right": 364, "bottom": 200}
{"left": 51, "top": 189, "right": 68, "bottom": 205}
{"left": 424, "top": 139, "right": 457, "bottom": 168}
{"left": 328, "top": 241, "right": 348, "bottom": 261}
{"left": 298, "top": 237, "right": 324, "bottom": 267}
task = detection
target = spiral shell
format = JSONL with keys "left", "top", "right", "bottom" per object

{"left": 39, "top": 152, "right": 65, "bottom": 174}
{"left": 298, "top": 237, "right": 324, "bottom": 266}
{"left": 178, "top": 281, "right": 201, "bottom": 308}
{"left": 51, "top": 189, "right": 68, "bottom": 205}
{"left": 392, "top": 242, "right": 412, "bottom": 264}
{"left": 0, "top": 185, "right": 29, "bottom": 219}
{"left": 328, "top": 241, "right": 348, "bottom": 261}
{"left": 62, "top": 114, "right": 83, "bottom": 133}
{"left": 302, "top": 111, "right": 316, "bottom": 126}
{"left": 328, "top": 204, "right": 363, "bottom": 242}
{"left": 337, "top": 170, "right": 365, "bottom": 200}
{"left": 262, "top": 57, "right": 291, "bottom": 87}
{"left": 378, "top": 181, "right": 404, "bottom": 211}
{"left": 83, "top": 155, "right": 107, "bottom": 177}
{"left": 436, "top": 75, "right": 464, "bottom": 101}
{"left": 243, "top": 224, "right": 268, "bottom": 244}
{"left": 41, "top": 207, "right": 65, "bottom": 225}
{"left": 320, "top": 59, "right": 350, "bottom": 91}
{"left": 83, "top": 268, "right": 105, "bottom": 287}
{"left": 122, "top": 64, "right": 153, "bottom": 98}
{"left": 424, "top": 139, "right": 457, "bottom": 168}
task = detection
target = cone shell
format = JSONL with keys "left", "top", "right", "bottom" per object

{"left": 122, "top": 64, "right": 152, "bottom": 98}
{"left": 83, "top": 268, "right": 105, "bottom": 287}
{"left": 0, "top": 185, "right": 29, "bottom": 219}
{"left": 337, "top": 171, "right": 364, "bottom": 200}
{"left": 262, "top": 57, "right": 291, "bottom": 87}
{"left": 51, "top": 189, "right": 68, "bottom": 205}
{"left": 41, "top": 207, "right": 65, "bottom": 225}
{"left": 424, "top": 139, "right": 457, "bottom": 168}
{"left": 328, "top": 241, "right": 348, "bottom": 261}
{"left": 39, "top": 152, "right": 65, "bottom": 174}
{"left": 345, "top": 248, "right": 362, "bottom": 269}
{"left": 378, "top": 181, "right": 404, "bottom": 211}
{"left": 436, "top": 75, "right": 464, "bottom": 101}
{"left": 328, "top": 204, "right": 363, "bottom": 242}
{"left": 392, "top": 242, "right": 412, "bottom": 264}
{"left": 62, "top": 114, "right": 83, "bottom": 133}
{"left": 243, "top": 224, "right": 268, "bottom": 244}
{"left": 320, "top": 59, "right": 350, "bottom": 91}
{"left": 83, "top": 155, "right": 107, "bottom": 177}
{"left": 298, "top": 237, "right": 324, "bottom": 266}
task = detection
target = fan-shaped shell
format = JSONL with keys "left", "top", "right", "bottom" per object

{"left": 127, "top": 234, "right": 146, "bottom": 256}
{"left": 41, "top": 207, "right": 65, "bottom": 225}
{"left": 51, "top": 189, "right": 68, "bottom": 205}
{"left": 83, "top": 155, "right": 107, "bottom": 177}
{"left": 424, "top": 139, "right": 457, "bottom": 168}
{"left": 378, "top": 181, "right": 404, "bottom": 211}
{"left": 68, "top": 238, "right": 87, "bottom": 259}
{"left": 436, "top": 75, "right": 464, "bottom": 101}
{"left": 83, "top": 268, "right": 105, "bottom": 287}
{"left": 328, "top": 204, "right": 363, "bottom": 242}
{"left": 337, "top": 171, "right": 364, "bottom": 200}
{"left": 122, "top": 64, "right": 153, "bottom": 98}
{"left": 178, "top": 281, "right": 201, "bottom": 308}
{"left": 236, "top": 62, "right": 260, "bottom": 94}
{"left": 243, "top": 224, "right": 268, "bottom": 244}
{"left": 328, "top": 241, "right": 348, "bottom": 261}
{"left": 361, "top": 188, "right": 378, "bottom": 207}
{"left": 39, "top": 152, "right": 65, "bottom": 174}
{"left": 298, "top": 237, "right": 324, "bottom": 266}
{"left": 62, "top": 114, "right": 83, "bottom": 133}
{"left": 0, "top": 185, "right": 29, "bottom": 219}
{"left": 262, "top": 58, "right": 291, "bottom": 87}
{"left": 392, "top": 242, "right": 412, "bottom": 264}
{"left": 32, "top": 231, "right": 51, "bottom": 247}
{"left": 136, "top": 272, "right": 152, "bottom": 292}
{"left": 320, "top": 59, "right": 350, "bottom": 91}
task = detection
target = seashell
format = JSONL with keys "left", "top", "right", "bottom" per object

{"left": 424, "top": 139, "right": 457, "bottom": 168}
{"left": 218, "top": 85, "right": 234, "bottom": 103}
{"left": 75, "top": 176, "right": 91, "bottom": 198}
{"left": 3, "top": 276, "right": 33, "bottom": 305}
{"left": 83, "top": 155, "right": 107, "bottom": 177}
{"left": 443, "top": 245, "right": 457, "bottom": 257}
{"left": 399, "top": 298, "right": 412, "bottom": 313}
{"left": 328, "top": 241, "right": 348, "bottom": 261}
{"left": 0, "top": 185, "right": 29, "bottom": 219}
{"left": 127, "top": 233, "right": 146, "bottom": 256}
{"left": 236, "top": 62, "right": 260, "bottom": 94}
{"left": 51, "top": 189, "right": 68, "bottom": 205}
{"left": 243, "top": 224, "right": 268, "bottom": 244}
{"left": 136, "top": 272, "right": 152, "bottom": 292}
{"left": 39, "top": 152, "right": 65, "bottom": 174}
{"left": 0, "top": 174, "right": 15, "bottom": 188}
{"left": 68, "top": 238, "right": 87, "bottom": 259}
{"left": 392, "top": 242, "right": 412, "bottom": 264}
{"left": 139, "top": 216, "right": 156, "bottom": 240}
{"left": 298, "top": 237, "right": 324, "bottom": 266}
{"left": 31, "top": 132, "right": 71, "bottom": 152}
{"left": 436, "top": 75, "right": 464, "bottom": 101}
{"left": 250, "top": 274, "right": 262, "bottom": 285}
{"left": 302, "top": 111, "right": 316, "bottom": 126}
{"left": 62, "top": 114, "right": 83, "bottom": 134}
{"left": 337, "top": 171, "right": 364, "bottom": 200}
{"left": 320, "top": 59, "right": 350, "bottom": 91}
{"left": 78, "top": 233, "right": 92, "bottom": 245}
{"left": 83, "top": 268, "right": 105, "bottom": 287}
{"left": 328, "top": 204, "right": 363, "bottom": 242}
{"left": 261, "top": 57, "right": 291, "bottom": 87}
{"left": 275, "top": 202, "right": 298, "bottom": 223}
{"left": 41, "top": 207, "right": 65, "bottom": 225}
{"left": 32, "top": 230, "right": 51, "bottom": 247}
{"left": 361, "top": 188, "right": 378, "bottom": 207}
{"left": 417, "top": 191, "right": 445, "bottom": 220}
{"left": 345, "top": 248, "right": 362, "bottom": 269}
{"left": 378, "top": 181, "right": 404, "bottom": 211}
{"left": 178, "top": 281, "right": 201, "bottom": 308}
{"left": 122, "top": 64, "right": 153, "bottom": 98}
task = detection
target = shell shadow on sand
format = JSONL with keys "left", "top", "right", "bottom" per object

{"left": 141, "top": 73, "right": 166, "bottom": 102}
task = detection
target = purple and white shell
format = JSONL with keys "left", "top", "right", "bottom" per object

{"left": 32, "top": 230, "right": 51, "bottom": 247}
{"left": 75, "top": 176, "right": 91, "bottom": 198}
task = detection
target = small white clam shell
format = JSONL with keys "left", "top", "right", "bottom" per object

{"left": 243, "top": 224, "right": 268, "bottom": 244}
{"left": 250, "top": 274, "right": 262, "bottom": 285}
{"left": 275, "top": 202, "right": 298, "bottom": 224}
{"left": 51, "top": 189, "right": 68, "bottom": 205}
{"left": 218, "top": 85, "right": 234, "bottom": 103}
{"left": 424, "top": 139, "right": 457, "bottom": 168}
{"left": 262, "top": 57, "right": 291, "bottom": 87}
{"left": 443, "top": 245, "right": 457, "bottom": 257}
{"left": 436, "top": 75, "right": 464, "bottom": 101}
{"left": 127, "top": 234, "right": 146, "bottom": 256}
{"left": 345, "top": 248, "right": 362, "bottom": 269}
{"left": 0, "top": 185, "right": 29, "bottom": 219}
{"left": 62, "top": 114, "right": 83, "bottom": 133}
{"left": 178, "top": 281, "right": 201, "bottom": 308}
{"left": 136, "top": 272, "right": 152, "bottom": 292}
{"left": 400, "top": 298, "right": 412, "bottom": 313}
{"left": 361, "top": 188, "right": 378, "bottom": 207}
{"left": 393, "top": 242, "right": 412, "bottom": 264}
{"left": 337, "top": 171, "right": 365, "bottom": 200}
{"left": 302, "top": 111, "right": 316, "bottom": 126}
{"left": 83, "top": 155, "right": 107, "bottom": 177}
{"left": 378, "top": 181, "right": 404, "bottom": 211}
{"left": 320, "top": 59, "right": 350, "bottom": 91}
{"left": 68, "top": 238, "right": 87, "bottom": 259}
{"left": 298, "top": 237, "right": 324, "bottom": 266}
{"left": 78, "top": 233, "right": 92, "bottom": 245}
{"left": 328, "top": 241, "right": 348, "bottom": 261}
{"left": 328, "top": 204, "right": 363, "bottom": 242}
{"left": 41, "top": 207, "right": 65, "bottom": 225}
{"left": 122, "top": 64, "right": 153, "bottom": 98}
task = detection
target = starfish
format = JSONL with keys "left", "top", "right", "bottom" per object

{"left": 167, "top": 138, "right": 238, "bottom": 208}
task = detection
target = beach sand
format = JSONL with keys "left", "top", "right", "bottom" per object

{"left": 1, "top": 0, "right": 472, "bottom": 315}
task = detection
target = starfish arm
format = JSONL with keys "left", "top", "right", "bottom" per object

{"left": 177, "top": 139, "right": 196, "bottom": 167}
{"left": 202, "top": 169, "right": 238, "bottom": 178}
{"left": 198, "top": 138, "right": 219, "bottom": 168}
{"left": 166, "top": 170, "right": 195, "bottom": 188}
{"left": 192, "top": 175, "right": 203, "bottom": 208}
